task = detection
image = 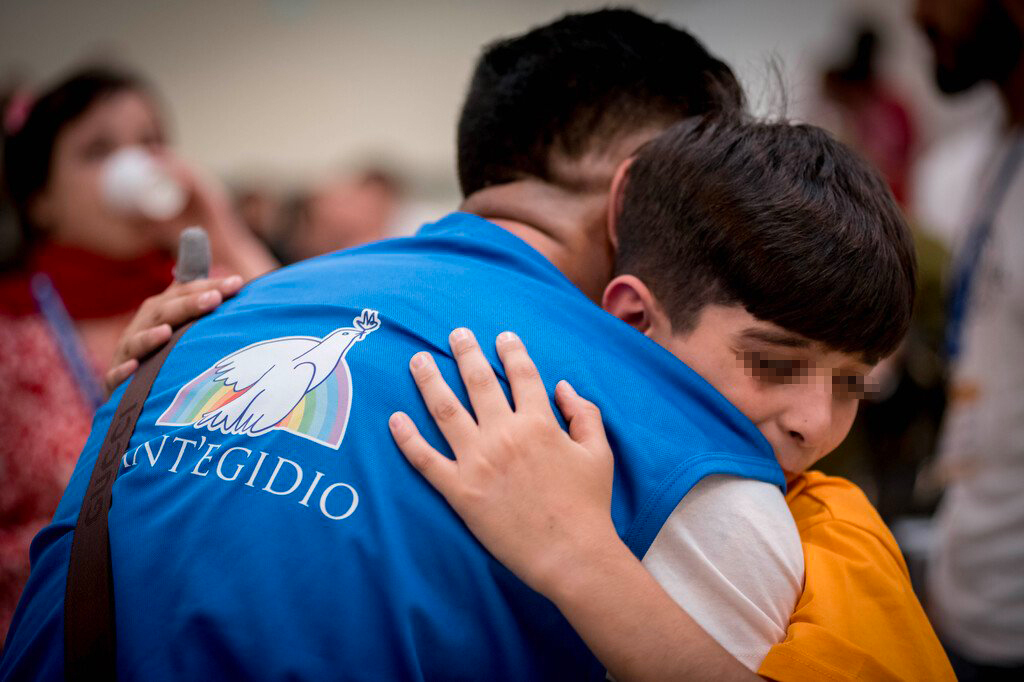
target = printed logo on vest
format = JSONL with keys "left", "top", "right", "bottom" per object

{"left": 157, "top": 309, "right": 380, "bottom": 449}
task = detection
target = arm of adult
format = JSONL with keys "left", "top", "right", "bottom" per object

{"left": 104, "top": 275, "right": 242, "bottom": 392}
{"left": 388, "top": 327, "right": 761, "bottom": 682}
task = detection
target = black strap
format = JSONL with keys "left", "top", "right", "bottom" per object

{"left": 64, "top": 322, "right": 192, "bottom": 681}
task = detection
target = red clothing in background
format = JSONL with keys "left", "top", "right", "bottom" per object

{"left": 0, "top": 243, "right": 172, "bottom": 644}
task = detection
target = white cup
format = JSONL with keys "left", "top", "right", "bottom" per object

{"left": 101, "top": 147, "right": 187, "bottom": 221}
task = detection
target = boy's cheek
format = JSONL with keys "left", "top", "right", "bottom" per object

{"left": 833, "top": 399, "right": 860, "bottom": 446}
{"left": 808, "top": 399, "right": 860, "bottom": 471}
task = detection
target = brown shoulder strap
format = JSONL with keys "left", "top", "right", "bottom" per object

{"left": 64, "top": 322, "right": 192, "bottom": 681}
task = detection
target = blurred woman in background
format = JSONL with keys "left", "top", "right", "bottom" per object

{"left": 0, "top": 66, "right": 275, "bottom": 640}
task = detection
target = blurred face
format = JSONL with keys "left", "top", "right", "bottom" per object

{"left": 914, "top": 0, "right": 1021, "bottom": 93}
{"left": 652, "top": 305, "right": 873, "bottom": 480}
{"left": 302, "top": 178, "right": 397, "bottom": 256}
{"left": 30, "top": 89, "right": 168, "bottom": 257}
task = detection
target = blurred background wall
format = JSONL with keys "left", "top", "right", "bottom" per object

{"left": 0, "top": 0, "right": 1000, "bottom": 222}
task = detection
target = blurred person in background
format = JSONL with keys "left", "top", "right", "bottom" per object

{"left": 914, "top": 0, "right": 1024, "bottom": 678}
{"left": 818, "top": 24, "right": 915, "bottom": 206}
{"left": 0, "top": 65, "right": 274, "bottom": 642}
{"left": 233, "top": 182, "right": 284, "bottom": 260}
{"left": 281, "top": 168, "right": 403, "bottom": 263}
{"left": 235, "top": 169, "right": 402, "bottom": 265}
{"left": 0, "top": 78, "right": 32, "bottom": 265}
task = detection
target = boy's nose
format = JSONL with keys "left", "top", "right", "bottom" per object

{"left": 779, "top": 388, "right": 833, "bottom": 459}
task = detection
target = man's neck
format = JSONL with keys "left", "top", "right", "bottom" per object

{"left": 459, "top": 180, "right": 614, "bottom": 302}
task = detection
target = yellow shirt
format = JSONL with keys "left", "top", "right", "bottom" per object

{"left": 758, "top": 472, "right": 955, "bottom": 681}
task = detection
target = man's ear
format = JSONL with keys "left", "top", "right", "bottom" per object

{"left": 601, "top": 274, "right": 671, "bottom": 338}
{"left": 606, "top": 157, "right": 634, "bottom": 251}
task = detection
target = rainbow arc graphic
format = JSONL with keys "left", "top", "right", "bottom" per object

{"left": 157, "top": 309, "right": 379, "bottom": 450}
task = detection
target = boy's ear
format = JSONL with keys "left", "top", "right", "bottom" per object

{"left": 602, "top": 274, "right": 670, "bottom": 337}
{"left": 606, "top": 157, "right": 634, "bottom": 250}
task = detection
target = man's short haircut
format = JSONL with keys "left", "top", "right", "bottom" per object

{"left": 616, "top": 117, "right": 916, "bottom": 363}
{"left": 457, "top": 8, "right": 744, "bottom": 197}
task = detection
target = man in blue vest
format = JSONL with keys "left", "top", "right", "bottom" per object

{"left": 1, "top": 10, "right": 801, "bottom": 680}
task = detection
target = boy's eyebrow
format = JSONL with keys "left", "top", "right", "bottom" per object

{"left": 737, "top": 327, "right": 812, "bottom": 349}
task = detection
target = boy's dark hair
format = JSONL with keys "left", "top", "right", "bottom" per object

{"left": 2, "top": 66, "right": 150, "bottom": 236}
{"left": 457, "top": 8, "right": 744, "bottom": 197}
{"left": 617, "top": 117, "right": 916, "bottom": 363}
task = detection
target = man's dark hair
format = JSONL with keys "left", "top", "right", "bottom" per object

{"left": 457, "top": 8, "right": 744, "bottom": 197}
{"left": 616, "top": 117, "right": 916, "bottom": 363}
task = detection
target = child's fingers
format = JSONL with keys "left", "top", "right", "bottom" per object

{"left": 104, "top": 359, "right": 139, "bottom": 394}
{"left": 162, "top": 289, "right": 223, "bottom": 328}
{"left": 156, "top": 275, "right": 240, "bottom": 302}
{"left": 131, "top": 276, "right": 228, "bottom": 328}
{"left": 409, "top": 351, "right": 478, "bottom": 452}
{"left": 495, "top": 332, "right": 553, "bottom": 416}
{"left": 389, "top": 412, "right": 458, "bottom": 498}
{"left": 146, "top": 276, "right": 240, "bottom": 324}
{"left": 109, "top": 324, "right": 173, "bottom": 373}
{"left": 215, "top": 275, "right": 244, "bottom": 296}
{"left": 136, "top": 289, "right": 222, "bottom": 332}
{"left": 126, "top": 324, "right": 173, "bottom": 362}
{"left": 449, "top": 328, "right": 512, "bottom": 423}
{"left": 555, "top": 381, "right": 611, "bottom": 454}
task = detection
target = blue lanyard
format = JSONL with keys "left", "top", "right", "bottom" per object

{"left": 30, "top": 272, "right": 106, "bottom": 411}
{"left": 945, "top": 136, "right": 1024, "bottom": 361}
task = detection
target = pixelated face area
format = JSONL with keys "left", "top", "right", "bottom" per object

{"left": 651, "top": 305, "right": 876, "bottom": 481}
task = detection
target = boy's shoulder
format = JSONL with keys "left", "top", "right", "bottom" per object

{"left": 786, "top": 471, "right": 882, "bottom": 528}
{"left": 762, "top": 472, "right": 956, "bottom": 682}
{"left": 785, "top": 471, "right": 908, "bottom": 575}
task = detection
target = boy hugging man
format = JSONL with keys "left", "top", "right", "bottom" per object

{"left": 393, "top": 116, "right": 955, "bottom": 681}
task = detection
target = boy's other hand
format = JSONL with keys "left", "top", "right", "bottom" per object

{"left": 105, "top": 275, "right": 243, "bottom": 393}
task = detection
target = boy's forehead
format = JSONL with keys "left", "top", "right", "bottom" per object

{"left": 702, "top": 305, "right": 874, "bottom": 370}
{"left": 735, "top": 325, "right": 812, "bottom": 350}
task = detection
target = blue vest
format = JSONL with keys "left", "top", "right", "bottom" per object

{"left": 2, "top": 213, "right": 783, "bottom": 681}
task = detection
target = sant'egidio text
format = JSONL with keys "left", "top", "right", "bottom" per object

{"left": 121, "top": 433, "right": 359, "bottom": 521}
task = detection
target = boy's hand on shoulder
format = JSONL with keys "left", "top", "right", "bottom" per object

{"left": 391, "top": 328, "right": 763, "bottom": 682}
{"left": 389, "top": 328, "right": 619, "bottom": 598}
{"left": 105, "top": 275, "right": 243, "bottom": 393}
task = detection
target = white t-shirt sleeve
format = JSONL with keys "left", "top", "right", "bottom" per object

{"left": 640, "top": 474, "right": 804, "bottom": 671}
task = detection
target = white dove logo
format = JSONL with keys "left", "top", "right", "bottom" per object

{"left": 158, "top": 309, "right": 380, "bottom": 449}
